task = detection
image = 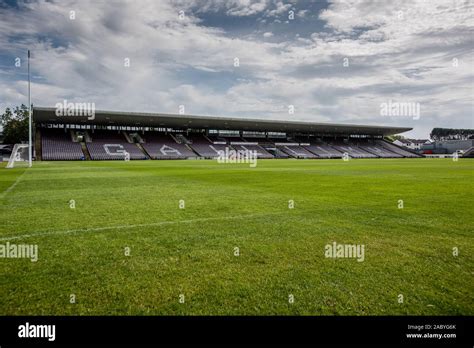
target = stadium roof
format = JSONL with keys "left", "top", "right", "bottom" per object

{"left": 33, "top": 107, "right": 412, "bottom": 136}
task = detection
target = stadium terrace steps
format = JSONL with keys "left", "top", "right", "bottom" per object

{"left": 278, "top": 145, "right": 318, "bottom": 158}
{"left": 136, "top": 143, "right": 151, "bottom": 159}
{"left": 304, "top": 144, "right": 343, "bottom": 158}
{"left": 242, "top": 137, "right": 271, "bottom": 144}
{"left": 263, "top": 146, "right": 290, "bottom": 158}
{"left": 462, "top": 147, "right": 474, "bottom": 158}
{"left": 377, "top": 140, "right": 421, "bottom": 158}
{"left": 241, "top": 137, "right": 289, "bottom": 158}
{"left": 173, "top": 133, "right": 191, "bottom": 145}
{"left": 191, "top": 143, "right": 227, "bottom": 158}
{"left": 244, "top": 137, "right": 287, "bottom": 145}
{"left": 84, "top": 131, "right": 92, "bottom": 143}
{"left": 188, "top": 134, "right": 227, "bottom": 158}
{"left": 357, "top": 144, "right": 402, "bottom": 158}
{"left": 231, "top": 144, "right": 274, "bottom": 159}
{"left": 130, "top": 132, "right": 145, "bottom": 144}
{"left": 330, "top": 143, "right": 378, "bottom": 158}
{"left": 86, "top": 131, "right": 148, "bottom": 160}
{"left": 141, "top": 133, "right": 197, "bottom": 159}
{"left": 206, "top": 136, "right": 275, "bottom": 159}
{"left": 122, "top": 131, "right": 133, "bottom": 143}
{"left": 208, "top": 137, "right": 272, "bottom": 158}
{"left": 80, "top": 142, "right": 91, "bottom": 160}
{"left": 207, "top": 135, "right": 237, "bottom": 144}
{"left": 37, "top": 128, "right": 423, "bottom": 161}
{"left": 189, "top": 134, "right": 277, "bottom": 159}
{"left": 41, "top": 129, "right": 85, "bottom": 161}
{"left": 70, "top": 129, "right": 80, "bottom": 142}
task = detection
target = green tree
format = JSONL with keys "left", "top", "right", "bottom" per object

{"left": 430, "top": 128, "right": 474, "bottom": 141}
{"left": 0, "top": 104, "right": 30, "bottom": 144}
{"left": 385, "top": 135, "right": 405, "bottom": 142}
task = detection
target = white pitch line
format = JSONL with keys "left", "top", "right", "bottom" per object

{"left": 0, "top": 212, "right": 282, "bottom": 241}
{"left": 0, "top": 169, "right": 28, "bottom": 199}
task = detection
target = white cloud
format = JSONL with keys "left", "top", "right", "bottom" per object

{"left": 175, "top": 0, "right": 270, "bottom": 17}
{"left": 265, "top": 1, "right": 292, "bottom": 17}
{"left": 297, "top": 10, "right": 308, "bottom": 18}
{"left": 0, "top": 0, "right": 472, "bottom": 138}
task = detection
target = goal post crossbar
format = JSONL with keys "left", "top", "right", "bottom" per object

{"left": 6, "top": 144, "right": 30, "bottom": 169}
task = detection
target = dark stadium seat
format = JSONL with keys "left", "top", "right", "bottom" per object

{"left": 141, "top": 133, "right": 197, "bottom": 159}
{"left": 376, "top": 140, "right": 421, "bottom": 157}
{"left": 86, "top": 131, "right": 148, "bottom": 160}
{"left": 357, "top": 142, "right": 402, "bottom": 158}
{"left": 187, "top": 134, "right": 228, "bottom": 158}
{"left": 41, "top": 129, "right": 85, "bottom": 160}
{"left": 330, "top": 141, "right": 378, "bottom": 158}
{"left": 231, "top": 144, "right": 274, "bottom": 159}
{"left": 304, "top": 144, "right": 344, "bottom": 158}
{"left": 278, "top": 145, "right": 318, "bottom": 158}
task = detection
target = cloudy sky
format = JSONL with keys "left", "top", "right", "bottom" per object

{"left": 0, "top": 0, "right": 473, "bottom": 138}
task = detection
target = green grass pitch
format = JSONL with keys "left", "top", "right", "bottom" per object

{"left": 0, "top": 158, "right": 472, "bottom": 315}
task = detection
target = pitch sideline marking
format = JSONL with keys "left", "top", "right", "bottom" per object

{"left": 0, "top": 212, "right": 283, "bottom": 241}
{"left": 0, "top": 169, "right": 28, "bottom": 199}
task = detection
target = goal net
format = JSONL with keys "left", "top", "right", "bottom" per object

{"left": 6, "top": 144, "right": 30, "bottom": 168}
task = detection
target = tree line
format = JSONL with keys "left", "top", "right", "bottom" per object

{"left": 1, "top": 104, "right": 29, "bottom": 144}
{"left": 430, "top": 128, "right": 474, "bottom": 141}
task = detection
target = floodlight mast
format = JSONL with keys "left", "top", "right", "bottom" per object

{"left": 28, "top": 50, "right": 32, "bottom": 167}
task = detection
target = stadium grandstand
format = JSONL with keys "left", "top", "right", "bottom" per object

{"left": 32, "top": 107, "right": 421, "bottom": 161}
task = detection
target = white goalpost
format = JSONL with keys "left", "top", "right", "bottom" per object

{"left": 28, "top": 49, "right": 32, "bottom": 167}
{"left": 6, "top": 50, "right": 33, "bottom": 169}
{"left": 6, "top": 144, "right": 30, "bottom": 168}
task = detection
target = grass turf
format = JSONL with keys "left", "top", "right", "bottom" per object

{"left": 0, "top": 158, "right": 472, "bottom": 315}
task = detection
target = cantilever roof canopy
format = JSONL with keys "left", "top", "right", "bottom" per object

{"left": 33, "top": 107, "right": 412, "bottom": 136}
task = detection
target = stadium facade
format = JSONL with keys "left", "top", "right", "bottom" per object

{"left": 33, "top": 106, "right": 421, "bottom": 161}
